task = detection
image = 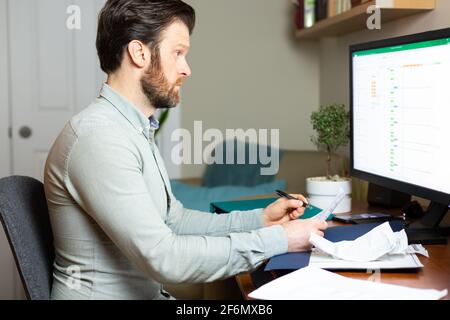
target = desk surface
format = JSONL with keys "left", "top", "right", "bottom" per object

{"left": 236, "top": 201, "right": 450, "bottom": 300}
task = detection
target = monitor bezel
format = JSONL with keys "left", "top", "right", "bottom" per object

{"left": 350, "top": 27, "right": 450, "bottom": 206}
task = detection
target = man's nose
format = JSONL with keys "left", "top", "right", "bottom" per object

{"left": 179, "top": 61, "right": 191, "bottom": 77}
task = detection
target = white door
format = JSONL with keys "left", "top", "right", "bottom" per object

{"left": 3, "top": 0, "right": 106, "bottom": 299}
{"left": 9, "top": 0, "right": 106, "bottom": 181}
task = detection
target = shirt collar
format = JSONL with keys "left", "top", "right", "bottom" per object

{"left": 149, "top": 115, "right": 160, "bottom": 130}
{"left": 99, "top": 83, "right": 155, "bottom": 139}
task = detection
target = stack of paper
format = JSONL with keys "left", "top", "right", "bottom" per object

{"left": 309, "top": 250, "right": 423, "bottom": 270}
{"left": 249, "top": 266, "right": 448, "bottom": 300}
{"left": 307, "top": 222, "right": 429, "bottom": 269}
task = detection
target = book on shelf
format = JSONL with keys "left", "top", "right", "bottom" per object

{"left": 315, "top": 0, "right": 329, "bottom": 22}
{"left": 304, "top": 0, "right": 316, "bottom": 28}
{"left": 296, "top": 0, "right": 372, "bottom": 30}
{"left": 328, "top": 0, "right": 353, "bottom": 17}
{"left": 328, "top": 0, "right": 337, "bottom": 17}
{"left": 294, "top": 0, "right": 305, "bottom": 29}
{"left": 339, "top": 0, "right": 352, "bottom": 14}
{"left": 351, "top": 0, "right": 363, "bottom": 7}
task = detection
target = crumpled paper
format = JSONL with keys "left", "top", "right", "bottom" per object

{"left": 309, "top": 222, "right": 428, "bottom": 262}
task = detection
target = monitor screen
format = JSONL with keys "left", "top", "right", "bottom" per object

{"left": 351, "top": 30, "right": 450, "bottom": 204}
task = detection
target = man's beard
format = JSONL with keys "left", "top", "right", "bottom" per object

{"left": 140, "top": 64, "right": 183, "bottom": 109}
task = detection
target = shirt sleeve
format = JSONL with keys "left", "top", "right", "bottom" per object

{"left": 166, "top": 197, "right": 266, "bottom": 236}
{"left": 65, "top": 128, "right": 288, "bottom": 284}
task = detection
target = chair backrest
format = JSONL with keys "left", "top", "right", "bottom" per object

{"left": 201, "top": 139, "right": 283, "bottom": 187}
{"left": 0, "top": 176, "right": 54, "bottom": 300}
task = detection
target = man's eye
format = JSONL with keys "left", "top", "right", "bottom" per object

{"left": 176, "top": 51, "right": 182, "bottom": 56}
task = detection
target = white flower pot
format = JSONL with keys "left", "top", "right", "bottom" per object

{"left": 306, "top": 177, "right": 352, "bottom": 214}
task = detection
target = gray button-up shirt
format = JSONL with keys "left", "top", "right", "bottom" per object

{"left": 44, "top": 83, "right": 287, "bottom": 300}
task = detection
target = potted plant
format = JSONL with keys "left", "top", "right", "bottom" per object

{"left": 307, "top": 103, "right": 351, "bottom": 214}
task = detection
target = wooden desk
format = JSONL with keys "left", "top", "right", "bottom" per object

{"left": 236, "top": 201, "right": 450, "bottom": 300}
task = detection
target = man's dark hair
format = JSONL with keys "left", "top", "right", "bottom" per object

{"left": 96, "top": 0, "right": 195, "bottom": 74}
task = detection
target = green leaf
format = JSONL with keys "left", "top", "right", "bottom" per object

{"left": 155, "top": 109, "right": 170, "bottom": 137}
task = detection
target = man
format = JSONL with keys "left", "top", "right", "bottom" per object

{"left": 44, "top": 0, "right": 327, "bottom": 300}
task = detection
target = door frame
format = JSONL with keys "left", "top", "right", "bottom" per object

{"left": 0, "top": 0, "right": 11, "bottom": 178}
{"left": 0, "top": 0, "right": 24, "bottom": 300}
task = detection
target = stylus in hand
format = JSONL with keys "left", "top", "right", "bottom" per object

{"left": 275, "top": 189, "right": 310, "bottom": 209}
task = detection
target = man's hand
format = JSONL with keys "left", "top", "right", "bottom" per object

{"left": 263, "top": 194, "right": 308, "bottom": 227}
{"left": 282, "top": 219, "right": 328, "bottom": 252}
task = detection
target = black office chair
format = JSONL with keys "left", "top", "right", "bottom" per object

{"left": 0, "top": 176, "right": 54, "bottom": 300}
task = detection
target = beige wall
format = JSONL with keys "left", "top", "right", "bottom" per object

{"left": 181, "top": 0, "right": 320, "bottom": 178}
{"left": 320, "top": 0, "right": 450, "bottom": 107}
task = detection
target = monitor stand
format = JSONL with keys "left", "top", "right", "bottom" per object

{"left": 406, "top": 202, "right": 450, "bottom": 245}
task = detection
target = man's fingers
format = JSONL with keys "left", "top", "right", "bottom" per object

{"left": 315, "top": 220, "right": 328, "bottom": 230}
{"left": 286, "top": 198, "right": 304, "bottom": 209}
{"left": 314, "top": 231, "right": 324, "bottom": 238}
{"left": 310, "top": 219, "right": 328, "bottom": 230}
{"left": 289, "top": 208, "right": 304, "bottom": 220}
{"left": 290, "top": 194, "right": 309, "bottom": 205}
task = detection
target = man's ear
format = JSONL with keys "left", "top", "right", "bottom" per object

{"left": 127, "top": 40, "right": 150, "bottom": 69}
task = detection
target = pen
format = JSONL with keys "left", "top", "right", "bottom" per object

{"left": 275, "top": 190, "right": 309, "bottom": 208}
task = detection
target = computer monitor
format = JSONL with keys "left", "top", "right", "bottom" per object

{"left": 350, "top": 28, "right": 450, "bottom": 245}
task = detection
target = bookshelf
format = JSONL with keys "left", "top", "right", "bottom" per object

{"left": 295, "top": 0, "right": 436, "bottom": 40}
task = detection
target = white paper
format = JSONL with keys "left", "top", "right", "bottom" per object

{"left": 313, "top": 187, "right": 346, "bottom": 221}
{"left": 405, "top": 244, "right": 429, "bottom": 258}
{"left": 309, "top": 250, "right": 423, "bottom": 270}
{"left": 249, "top": 266, "right": 448, "bottom": 300}
{"left": 309, "top": 222, "right": 413, "bottom": 262}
